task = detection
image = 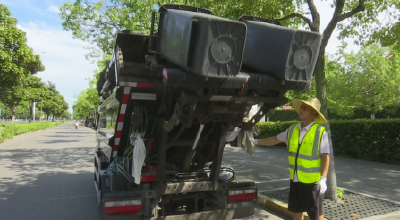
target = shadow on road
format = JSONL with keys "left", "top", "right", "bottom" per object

{"left": 0, "top": 147, "right": 93, "bottom": 174}
{"left": 0, "top": 172, "right": 103, "bottom": 220}
{"left": 46, "top": 135, "right": 89, "bottom": 138}
{"left": 224, "top": 146, "right": 400, "bottom": 202}
{"left": 0, "top": 123, "right": 105, "bottom": 219}
{"left": 0, "top": 146, "right": 103, "bottom": 219}
{"left": 38, "top": 140, "right": 81, "bottom": 144}
{"left": 55, "top": 132, "right": 94, "bottom": 135}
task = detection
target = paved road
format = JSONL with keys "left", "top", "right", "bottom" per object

{"left": 0, "top": 123, "right": 101, "bottom": 220}
{"left": 0, "top": 123, "right": 287, "bottom": 220}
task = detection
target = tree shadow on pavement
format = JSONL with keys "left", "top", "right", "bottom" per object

{"left": 0, "top": 147, "right": 103, "bottom": 219}
{"left": 241, "top": 203, "right": 291, "bottom": 220}
{"left": 0, "top": 147, "right": 93, "bottom": 174}
{"left": 224, "top": 145, "right": 400, "bottom": 203}
{"left": 333, "top": 156, "right": 400, "bottom": 202}
{"left": 0, "top": 172, "right": 103, "bottom": 220}
{"left": 46, "top": 135, "right": 88, "bottom": 138}
{"left": 38, "top": 140, "right": 81, "bottom": 144}
{"left": 55, "top": 132, "right": 94, "bottom": 134}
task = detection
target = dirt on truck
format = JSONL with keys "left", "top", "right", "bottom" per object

{"left": 94, "top": 4, "right": 322, "bottom": 220}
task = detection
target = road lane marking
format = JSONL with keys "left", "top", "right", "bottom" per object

{"left": 34, "top": 194, "right": 96, "bottom": 202}
{"left": 258, "top": 187, "right": 290, "bottom": 192}
{"left": 254, "top": 178, "right": 290, "bottom": 184}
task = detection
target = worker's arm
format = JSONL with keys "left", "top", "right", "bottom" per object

{"left": 257, "top": 136, "right": 283, "bottom": 146}
{"left": 320, "top": 153, "right": 330, "bottom": 178}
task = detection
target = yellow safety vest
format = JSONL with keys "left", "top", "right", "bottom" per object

{"left": 287, "top": 123, "right": 325, "bottom": 183}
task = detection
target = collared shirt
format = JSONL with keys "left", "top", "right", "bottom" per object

{"left": 277, "top": 122, "right": 330, "bottom": 182}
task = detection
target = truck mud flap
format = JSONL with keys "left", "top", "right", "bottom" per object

{"left": 227, "top": 201, "right": 255, "bottom": 219}
{"left": 150, "top": 209, "right": 234, "bottom": 220}
{"left": 103, "top": 213, "right": 143, "bottom": 220}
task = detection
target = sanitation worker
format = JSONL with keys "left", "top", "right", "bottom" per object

{"left": 255, "top": 97, "right": 330, "bottom": 220}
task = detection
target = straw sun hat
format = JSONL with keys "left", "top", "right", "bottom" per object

{"left": 292, "top": 97, "right": 327, "bottom": 124}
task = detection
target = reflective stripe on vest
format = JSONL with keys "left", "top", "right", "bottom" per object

{"left": 287, "top": 123, "right": 325, "bottom": 183}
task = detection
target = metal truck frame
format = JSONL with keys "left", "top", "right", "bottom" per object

{"left": 94, "top": 4, "right": 322, "bottom": 220}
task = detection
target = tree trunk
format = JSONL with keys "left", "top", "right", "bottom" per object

{"left": 29, "top": 102, "right": 32, "bottom": 123}
{"left": 371, "top": 105, "right": 376, "bottom": 119}
{"left": 47, "top": 115, "right": 49, "bottom": 121}
{"left": 323, "top": 121, "right": 338, "bottom": 201}
{"left": 39, "top": 107, "right": 42, "bottom": 122}
{"left": 32, "top": 101, "right": 36, "bottom": 123}
{"left": 315, "top": 47, "right": 338, "bottom": 202}
{"left": 11, "top": 105, "right": 17, "bottom": 123}
{"left": 52, "top": 115, "right": 55, "bottom": 122}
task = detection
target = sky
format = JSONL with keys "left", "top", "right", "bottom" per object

{"left": 2, "top": 0, "right": 97, "bottom": 113}
{"left": 1, "top": 0, "right": 356, "bottom": 112}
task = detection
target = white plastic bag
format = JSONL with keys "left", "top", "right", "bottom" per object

{"left": 225, "top": 127, "right": 241, "bottom": 142}
{"left": 132, "top": 133, "right": 146, "bottom": 184}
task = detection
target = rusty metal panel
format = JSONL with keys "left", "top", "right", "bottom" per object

{"left": 162, "top": 181, "right": 219, "bottom": 194}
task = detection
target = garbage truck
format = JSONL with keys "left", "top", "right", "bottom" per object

{"left": 94, "top": 4, "right": 322, "bottom": 220}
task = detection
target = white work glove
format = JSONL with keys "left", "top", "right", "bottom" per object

{"left": 317, "top": 176, "right": 327, "bottom": 195}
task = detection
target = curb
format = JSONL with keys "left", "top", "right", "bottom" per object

{"left": 360, "top": 211, "right": 400, "bottom": 220}
{"left": 340, "top": 187, "right": 400, "bottom": 205}
{"left": 257, "top": 190, "right": 311, "bottom": 220}
{"left": 257, "top": 188, "right": 400, "bottom": 220}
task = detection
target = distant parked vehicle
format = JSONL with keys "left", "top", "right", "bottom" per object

{"left": 85, "top": 118, "right": 95, "bottom": 128}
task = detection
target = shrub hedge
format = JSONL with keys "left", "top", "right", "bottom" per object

{"left": 268, "top": 107, "right": 400, "bottom": 122}
{"left": 256, "top": 119, "right": 400, "bottom": 164}
{"left": 0, "top": 122, "right": 65, "bottom": 143}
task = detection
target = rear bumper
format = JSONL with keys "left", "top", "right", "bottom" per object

{"left": 103, "top": 202, "right": 254, "bottom": 220}
{"left": 150, "top": 209, "right": 235, "bottom": 220}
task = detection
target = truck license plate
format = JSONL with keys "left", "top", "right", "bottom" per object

{"left": 131, "top": 93, "right": 157, "bottom": 100}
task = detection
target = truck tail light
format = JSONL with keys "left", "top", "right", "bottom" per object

{"left": 140, "top": 166, "right": 157, "bottom": 182}
{"left": 136, "top": 82, "right": 154, "bottom": 88}
{"left": 104, "top": 200, "right": 142, "bottom": 215}
{"left": 228, "top": 189, "right": 257, "bottom": 202}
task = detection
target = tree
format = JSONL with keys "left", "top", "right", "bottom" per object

{"left": 1, "top": 76, "right": 39, "bottom": 122}
{"left": 73, "top": 82, "right": 98, "bottom": 119}
{"left": 22, "top": 76, "right": 47, "bottom": 122}
{"left": 266, "top": 0, "right": 399, "bottom": 201}
{"left": 53, "top": 95, "right": 69, "bottom": 120}
{"left": 0, "top": 101, "right": 12, "bottom": 119}
{"left": 60, "top": 0, "right": 400, "bottom": 202}
{"left": 61, "top": 110, "right": 72, "bottom": 120}
{"left": 327, "top": 45, "right": 400, "bottom": 119}
{"left": 0, "top": 4, "right": 45, "bottom": 83}
{"left": 39, "top": 82, "right": 68, "bottom": 121}
{"left": 59, "top": 0, "right": 297, "bottom": 56}
{"left": 0, "top": 4, "right": 45, "bottom": 122}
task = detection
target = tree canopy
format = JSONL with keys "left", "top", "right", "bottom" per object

{"left": 327, "top": 45, "right": 400, "bottom": 119}
{"left": 39, "top": 82, "right": 69, "bottom": 121}
{"left": 59, "top": 0, "right": 299, "bottom": 55}
{"left": 0, "top": 4, "right": 45, "bottom": 89}
{"left": 73, "top": 78, "right": 99, "bottom": 119}
{"left": 0, "top": 4, "right": 50, "bottom": 122}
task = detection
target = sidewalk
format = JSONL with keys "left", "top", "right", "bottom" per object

{"left": 222, "top": 145, "right": 400, "bottom": 220}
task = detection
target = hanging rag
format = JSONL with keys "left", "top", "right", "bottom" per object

{"left": 132, "top": 133, "right": 146, "bottom": 184}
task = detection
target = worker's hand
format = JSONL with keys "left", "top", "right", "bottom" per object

{"left": 317, "top": 176, "right": 327, "bottom": 195}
